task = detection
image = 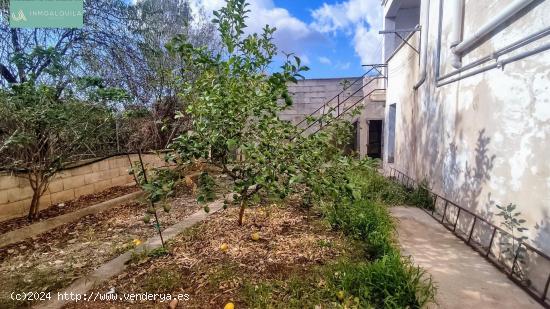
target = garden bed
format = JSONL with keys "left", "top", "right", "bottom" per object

{"left": 0, "top": 193, "right": 202, "bottom": 309}
{"left": 0, "top": 185, "right": 139, "bottom": 235}
{"left": 63, "top": 203, "right": 362, "bottom": 308}
{"left": 54, "top": 166, "right": 436, "bottom": 309}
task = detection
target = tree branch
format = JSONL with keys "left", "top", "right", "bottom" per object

{"left": 10, "top": 28, "right": 26, "bottom": 82}
{"left": 0, "top": 63, "right": 16, "bottom": 83}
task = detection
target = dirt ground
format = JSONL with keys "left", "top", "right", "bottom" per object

{"left": 391, "top": 206, "right": 542, "bottom": 309}
{"left": 62, "top": 203, "right": 357, "bottom": 308}
{"left": 0, "top": 185, "right": 139, "bottom": 235}
{"left": 0, "top": 194, "right": 202, "bottom": 309}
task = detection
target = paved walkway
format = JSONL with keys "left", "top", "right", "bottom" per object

{"left": 391, "top": 206, "right": 542, "bottom": 309}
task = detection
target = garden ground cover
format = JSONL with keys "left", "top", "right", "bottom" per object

{"left": 61, "top": 167, "right": 436, "bottom": 309}
{"left": 65, "top": 202, "right": 361, "bottom": 308}
{"left": 0, "top": 189, "right": 203, "bottom": 308}
{"left": 0, "top": 185, "right": 139, "bottom": 235}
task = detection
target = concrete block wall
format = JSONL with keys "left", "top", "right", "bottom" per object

{"left": 280, "top": 77, "right": 363, "bottom": 125}
{"left": 0, "top": 153, "right": 169, "bottom": 222}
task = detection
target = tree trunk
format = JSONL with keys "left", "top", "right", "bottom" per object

{"left": 27, "top": 173, "right": 49, "bottom": 221}
{"left": 238, "top": 199, "right": 247, "bottom": 226}
{"left": 27, "top": 189, "right": 40, "bottom": 221}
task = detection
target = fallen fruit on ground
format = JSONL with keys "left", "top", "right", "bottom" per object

{"left": 220, "top": 243, "right": 229, "bottom": 252}
{"left": 251, "top": 232, "right": 260, "bottom": 241}
{"left": 169, "top": 298, "right": 178, "bottom": 309}
{"left": 337, "top": 290, "right": 345, "bottom": 301}
{"left": 224, "top": 302, "right": 235, "bottom": 309}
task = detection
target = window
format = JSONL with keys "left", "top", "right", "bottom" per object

{"left": 387, "top": 104, "right": 396, "bottom": 163}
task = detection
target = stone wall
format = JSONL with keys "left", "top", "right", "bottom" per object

{"left": 0, "top": 153, "right": 169, "bottom": 222}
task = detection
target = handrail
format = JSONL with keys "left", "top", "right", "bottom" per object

{"left": 295, "top": 64, "right": 387, "bottom": 128}
{"left": 299, "top": 76, "right": 386, "bottom": 134}
{"left": 386, "top": 166, "right": 550, "bottom": 308}
{"left": 309, "top": 88, "right": 386, "bottom": 136}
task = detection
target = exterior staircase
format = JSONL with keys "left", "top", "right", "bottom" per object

{"left": 295, "top": 64, "right": 387, "bottom": 136}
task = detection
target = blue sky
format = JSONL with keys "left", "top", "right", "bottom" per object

{"left": 190, "top": 0, "right": 383, "bottom": 79}
{"left": 273, "top": 0, "right": 362, "bottom": 78}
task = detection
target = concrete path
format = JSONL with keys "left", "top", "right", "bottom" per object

{"left": 0, "top": 191, "right": 143, "bottom": 248}
{"left": 35, "top": 200, "right": 224, "bottom": 309}
{"left": 391, "top": 206, "right": 542, "bottom": 309}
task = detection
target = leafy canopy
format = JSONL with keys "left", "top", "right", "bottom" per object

{"left": 167, "top": 0, "right": 308, "bottom": 209}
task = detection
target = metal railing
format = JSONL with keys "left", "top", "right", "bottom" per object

{"left": 295, "top": 64, "right": 387, "bottom": 130}
{"left": 294, "top": 64, "right": 387, "bottom": 138}
{"left": 305, "top": 87, "right": 386, "bottom": 136}
{"left": 385, "top": 166, "right": 550, "bottom": 308}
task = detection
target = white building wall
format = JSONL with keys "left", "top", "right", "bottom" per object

{"left": 382, "top": 0, "right": 550, "bottom": 291}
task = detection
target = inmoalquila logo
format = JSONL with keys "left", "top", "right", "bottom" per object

{"left": 11, "top": 9, "right": 27, "bottom": 22}
{"left": 9, "top": 0, "right": 83, "bottom": 28}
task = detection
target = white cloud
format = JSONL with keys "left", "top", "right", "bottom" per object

{"left": 336, "top": 61, "right": 351, "bottom": 70}
{"left": 311, "top": 0, "right": 382, "bottom": 65}
{"left": 353, "top": 24, "right": 382, "bottom": 66}
{"left": 318, "top": 56, "right": 332, "bottom": 65}
{"left": 190, "top": 0, "right": 318, "bottom": 53}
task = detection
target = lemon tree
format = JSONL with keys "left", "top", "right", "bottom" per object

{"left": 167, "top": 0, "right": 310, "bottom": 225}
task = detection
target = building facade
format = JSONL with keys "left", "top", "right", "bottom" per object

{"left": 380, "top": 0, "right": 550, "bottom": 295}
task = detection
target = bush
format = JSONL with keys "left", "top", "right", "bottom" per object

{"left": 327, "top": 253, "right": 435, "bottom": 309}
{"left": 324, "top": 199, "right": 394, "bottom": 259}
{"left": 407, "top": 180, "right": 435, "bottom": 210}
{"left": 346, "top": 166, "right": 410, "bottom": 206}
{"left": 316, "top": 163, "right": 436, "bottom": 308}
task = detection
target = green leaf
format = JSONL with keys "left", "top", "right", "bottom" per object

{"left": 226, "top": 138, "right": 238, "bottom": 151}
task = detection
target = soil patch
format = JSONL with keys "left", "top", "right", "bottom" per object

{"left": 0, "top": 194, "right": 202, "bottom": 309}
{"left": 62, "top": 204, "right": 358, "bottom": 308}
{"left": 0, "top": 185, "right": 139, "bottom": 235}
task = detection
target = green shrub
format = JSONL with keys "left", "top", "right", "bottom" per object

{"left": 143, "top": 267, "right": 182, "bottom": 293}
{"left": 323, "top": 199, "right": 394, "bottom": 259}
{"left": 347, "top": 167, "right": 410, "bottom": 206}
{"left": 327, "top": 253, "right": 436, "bottom": 308}
{"left": 407, "top": 180, "right": 435, "bottom": 210}
{"left": 317, "top": 165, "right": 436, "bottom": 308}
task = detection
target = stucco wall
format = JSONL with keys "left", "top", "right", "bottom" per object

{"left": 358, "top": 76, "right": 387, "bottom": 157}
{"left": 0, "top": 153, "right": 169, "bottom": 222}
{"left": 382, "top": 0, "right": 550, "bottom": 294}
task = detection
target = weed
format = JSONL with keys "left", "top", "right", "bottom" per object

{"left": 323, "top": 199, "right": 394, "bottom": 259}
{"left": 241, "top": 282, "right": 276, "bottom": 308}
{"left": 407, "top": 180, "right": 435, "bottom": 210}
{"left": 495, "top": 203, "right": 529, "bottom": 279}
{"left": 317, "top": 239, "right": 333, "bottom": 248}
{"left": 179, "top": 224, "right": 204, "bottom": 241}
{"left": 346, "top": 167, "right": 410, "bottom": 206}
{"left": 143, "top": 266, "right": 182, "bottom": 293}
{"left": 0, "top": 267, "right": 74, "bottom": 308}
{"left": 127, "top": 245, "right": 170, "bottom": 265}
{"left": 206, "top": 262, "right": 240, "bottom": 292}
{"left": 326, "top": 254, "right": 436, "bottom": 308}
{"left": 241, "top": 274, "right": 330, "bottom": 309}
